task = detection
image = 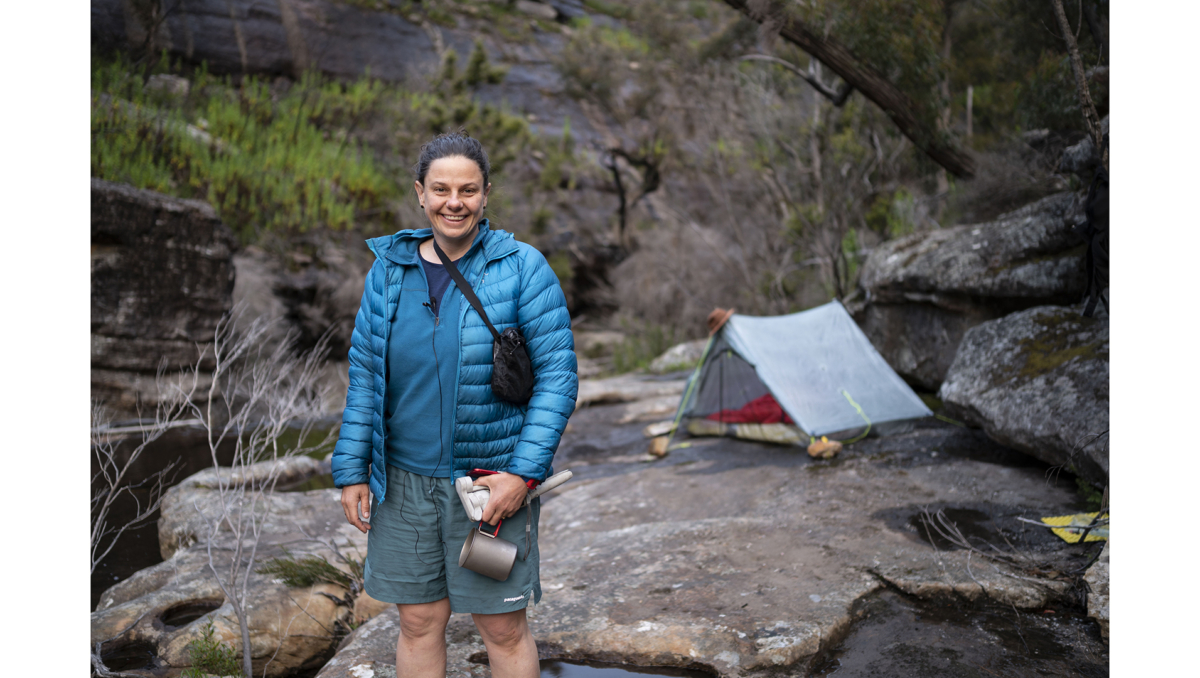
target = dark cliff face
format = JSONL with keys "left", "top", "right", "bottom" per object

{"left": 91, "top": 179, "right": 237, "bottom": 417}
{"left": 89, "top": 0, "right": 597, "bottom": 140}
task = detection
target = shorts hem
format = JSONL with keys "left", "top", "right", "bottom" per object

{"left": 364, "top": 578, "right": 449, "bottom": 606}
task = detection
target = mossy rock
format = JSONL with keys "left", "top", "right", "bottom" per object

{"left": 938, "top": 305, "right": 1108, "bottom": 485}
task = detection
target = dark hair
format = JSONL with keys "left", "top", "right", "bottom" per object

{"left": 413, "top": 132, "right": 491, "bottom": 187}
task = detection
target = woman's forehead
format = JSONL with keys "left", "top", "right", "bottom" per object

{"left": 425, "top": 155, "right": 484, "bottom": 184}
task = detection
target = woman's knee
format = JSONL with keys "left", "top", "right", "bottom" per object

{"left": 473, "top": 609, "right": 531, "bottom": 649}
{"left": 397, "top": 600, "right": 451, "bottom": 640}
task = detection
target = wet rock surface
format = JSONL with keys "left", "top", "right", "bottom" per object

{"left": 318, "top": 381, "right": 1106, "bottom": 677}
{"left": 939, "top": 306, "right": 1109, "bottom": 486}
{"left": 91, "top": 179, "right": 237, "bottom": 418}
{"left": 855, "top": 191, "right": 1086, "bottom": 389}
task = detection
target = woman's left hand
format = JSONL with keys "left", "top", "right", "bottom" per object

{"left": 474, "top": 473, "right": 529, "bottom": 524}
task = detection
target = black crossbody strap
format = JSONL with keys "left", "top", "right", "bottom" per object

{"left": 432, "top": 239, "right": 501, "bottom": 341}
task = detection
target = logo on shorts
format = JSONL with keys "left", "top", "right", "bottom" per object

{"left": 503, "top": 593, "right": 527, "bottom": 602}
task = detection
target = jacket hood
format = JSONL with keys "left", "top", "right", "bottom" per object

{"left": 365, "top": 219, "right": 517, "bottom": 266}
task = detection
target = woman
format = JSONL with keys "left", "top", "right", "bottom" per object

{"left": 331, "top": 132, "right": 578, "bottom": 678}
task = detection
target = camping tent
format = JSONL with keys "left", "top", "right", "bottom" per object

{"left": 675, "top": 301, "right": 932, "bottom": 438}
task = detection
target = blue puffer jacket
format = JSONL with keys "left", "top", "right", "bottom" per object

{"left": 330, "top": 222, "right": 578, "bottom": 503}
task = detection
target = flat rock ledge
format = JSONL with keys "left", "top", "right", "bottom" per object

{"left": 939, "top": 305, "right": 1109, "bottom": 486}
{"left": 319, "top": 428, "right": 1077, "bottom": 678}
{"left": 93, "top": 457, "right": 372, "bottom": 677}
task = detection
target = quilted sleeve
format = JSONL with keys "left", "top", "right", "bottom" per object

{"left": 331, "top": 262, "right": 378, "bottom": 488}
{"left": 504, "top": 245, "right": 578, "bottom": 481}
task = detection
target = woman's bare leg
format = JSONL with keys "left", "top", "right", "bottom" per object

{"left": 472, "top": 608, "right": 539, "bottom": 678}
{"left": 396, "top": 599, "right": 452, "bottom": 678}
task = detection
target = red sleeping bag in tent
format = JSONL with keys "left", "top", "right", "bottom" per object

{"left": 705, "top": 393, "right": 794, "bottom": 425}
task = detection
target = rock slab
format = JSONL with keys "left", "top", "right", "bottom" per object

{"left": 93, "top": 457, "right": 373, "bottom": 677}
{"left": 316, "top": 397, "right": 1083, "bottom": 678}
{"left": 939, "top": 305, "right": 1109, "bottom": 485}
{"left": 1084, "top": 541, "right": 1109, "bottom": 641}
{"left": 92, "top": 179, "right": 236, "bottom": 418}
{"left": 856, "top": 191, "right": 1086, "bottom": 389}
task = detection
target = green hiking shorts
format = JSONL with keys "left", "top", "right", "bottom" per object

{"left": 363, "top": 465, "right": 542, "bottom": 614}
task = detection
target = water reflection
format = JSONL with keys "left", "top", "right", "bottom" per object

{"left": 540, "top": 660, "right": 711, "bottom": 678}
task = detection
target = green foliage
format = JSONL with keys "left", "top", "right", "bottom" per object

{"left": 865, "top": 188, "right": 917, "bottom": 238}
{"left": 583, "top": 0, "right": 633, "bottom": 19}
{"left": 182, "top": 621, "right": 242, "bottom": 678}
{"left": 408, "top": 44, "right": 531, "bottom": 173}
{"left": 92, "top": 55, "right": 395, "bottom": 243}
{"left": 546, "top": 251, "right": 574, "bottom": 285}
{"left": 1075, "top": 477, "right": 1104, "bottom": 512}
{"left": 255, "top": 551, "right": 361, "bottom": 589}
{"left": 1016, "top": 52, "right": 1107, "bottom": 133}
{"left": 612, "top": 322, "right": 679, "bottom": 374}
{"left": 91, "top": 44, "right": 551, "bottom": 245}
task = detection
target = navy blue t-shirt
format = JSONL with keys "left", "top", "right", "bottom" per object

{"left": 421, "top": 257, "right": 453, "bottom": 315}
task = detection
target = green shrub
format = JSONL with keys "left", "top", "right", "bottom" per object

{"left": 91, "top": 47, "right": 548, "bottom": 246}
{"left": 612, "top": 322, "right": 679, "bottom": 374}
{"left": 255, "top": 552, "right": 360, "bottom": 589}
{"left": 182, "top": 621, "right": 242, "bottom": 678}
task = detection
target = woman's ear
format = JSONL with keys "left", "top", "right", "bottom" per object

{"left": 414, "top": 180, "right": 425, "bottom": 206}
{"left": 482, "top": 182, "right": 491, "bottom": 207}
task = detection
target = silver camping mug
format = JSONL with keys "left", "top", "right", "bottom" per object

{"left": 459, "top": 520, "right": 517, "bottom": 581}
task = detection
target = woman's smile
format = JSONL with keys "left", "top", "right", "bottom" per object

{"left": 415, "top": 154, "right": 491, "bottom": 259}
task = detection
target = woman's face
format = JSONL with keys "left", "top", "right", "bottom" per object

{"left": 414, "top": 155, "right": 490, "bottom": 249}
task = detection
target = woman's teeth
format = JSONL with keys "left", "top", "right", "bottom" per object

{"left": 442, "top": 215, "right": 466, "bottom": 222}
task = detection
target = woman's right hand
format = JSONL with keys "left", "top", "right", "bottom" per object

{"left": 341, "top": 484, "right": 372, "bottom": 533}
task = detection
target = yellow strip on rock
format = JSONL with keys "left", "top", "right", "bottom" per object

{"left": 1040, "top": 512, "right": 1109, "bottom": 543}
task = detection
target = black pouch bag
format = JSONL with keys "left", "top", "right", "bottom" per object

{"left": 433, "top": 240, "right": 535, "bottom": 404}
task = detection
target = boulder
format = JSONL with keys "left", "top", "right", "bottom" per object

{"left": 1058, "top": 115, "right": 1109, "bottom": 176}
{"left": 576, "top": 373, "right": 685, "bottom": 408}
{"left": 1084, "top": 542, "right": 1109, "bottom": 641}
{"left": 91, "top": 179, "right": 237, "bottom": 418}
{"left": 856, "top": 191, "right": 1087, "bottom": 390}
{"left": 939, "top": 306, "right": 1109, "bottom": 485}
{"left": 647, "top": 339, "right": 707, "bottom": 375}
{"left": 231, "top": 234, "right": 372, "bottom": 361}
{"left": 93, "top": 457, "right": 376, "bottom": 677}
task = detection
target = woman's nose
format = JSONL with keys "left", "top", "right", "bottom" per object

{"left": 447, "top": 193, "right": 463, "bottom": 209}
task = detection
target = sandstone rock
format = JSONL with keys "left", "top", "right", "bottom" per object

{"left": 856, "top": 191, "right": 1087, "bottom": 389}
{"left": 1084, "top": 542, "right": 1109, "bottom": 640}
{"left": 576, "top": 373, "right": 685, "bottom": 408}
{"left": 647, "top": 339, "right": 707, "bottom": 375}
{"left": 1059, "top": 115, "right": 1109, "bottom": 176}
{"left": 94, "top": 457, "right": 369, "bottom": 677}
{"left": 313, "top": 407, "right": 1086, "bottom": 678}
{"left": 317, "top": 610, "right": 488, "bottom": 678}
{"left": 939, "top": 306, "right": 1109, "bottom": 485}
{"left": 91, "top": 0, "right": 598, "bottom": 143}
{"left": 516, "top": 0, "right": 559, "bottom": 21}
{"left": 158, "top": 455, "right": 329, "bottom": 559}
{"left": 92, "top": 179, "right": 237, "bottom": 418}
{"left": 92, "top": 548, "right": 352, "bottom": 678}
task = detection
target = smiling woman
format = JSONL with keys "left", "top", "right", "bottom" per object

{"left": 415, "top": 153, "right": 491, "bottom": 260}
{"left": 330, "top": 132, "right": 578, "bottom": 678}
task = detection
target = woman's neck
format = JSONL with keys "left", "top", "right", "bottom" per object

{"left": 420, "top": 234, "right": 471, "bottom": 263}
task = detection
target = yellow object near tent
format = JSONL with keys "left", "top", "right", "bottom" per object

{"left": 1040, "top": 512, "right": 1109, "bottom": 543}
